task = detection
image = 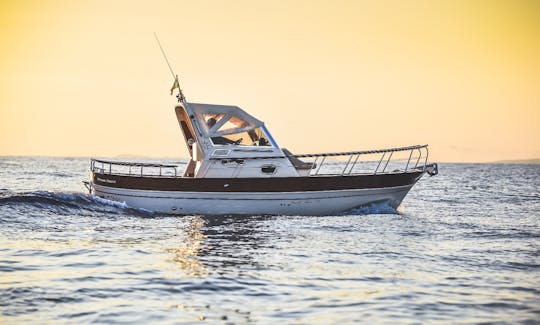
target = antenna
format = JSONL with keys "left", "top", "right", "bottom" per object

{"left": 153, "top": 32, "right": 186, "bottom": 103}
{"left": 153, "top": 32, "right": 175, "bottom": 78}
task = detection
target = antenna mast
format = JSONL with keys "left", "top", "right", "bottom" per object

{"left": 153, "top": 32, "right": 186, "bottom": 104}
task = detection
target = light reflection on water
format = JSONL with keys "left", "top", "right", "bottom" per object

{"left": 166, "top": 217, "right": 208, "bottom": 277}
{"left": 0, "top": 158, "right": 539, "bottom": 323}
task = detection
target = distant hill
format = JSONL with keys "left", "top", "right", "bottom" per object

{"left": 493, "top": 158, "right": 540, "bottom": 165}
{"left": 115, "top": 154, "right": 184, "bottom": 160}
{"left": 115, "top": 153, "right": 152, "bottom": 159}
{"left": 116, "top": 154, "right": 150, "bottom": 158}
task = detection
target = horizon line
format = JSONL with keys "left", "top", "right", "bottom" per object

{"left": 0, "top": 154, "right": 539, "bottom": 165}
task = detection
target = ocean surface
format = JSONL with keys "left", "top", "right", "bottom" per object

{"left": 0, "top": 157, "right": 539, "bottom": 324}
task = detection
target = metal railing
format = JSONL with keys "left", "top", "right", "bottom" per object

{"left": 90, "top": 145, "right": 433, "bottom": 178}
{"left": 91, "top": 159, "right": 185, "bottom": 177}
{"left": 294, "top": 144, "right": 430, "bottom": 176}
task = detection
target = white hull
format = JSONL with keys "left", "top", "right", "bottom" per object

{"left": 93, "top": 184, "right": 413, "bottom": 216}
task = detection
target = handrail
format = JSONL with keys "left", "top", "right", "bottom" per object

{"left": 90, "top": 144, "right": 432, "bottom": 178}
{"left": 91, "top": 158, "right": 181, "bottom": 168}
{"left": 298, "top": 145, "right": 429, "bottom": 176}
{"left": 206, "top": 144, "right": 428, "bottom": 161}
{"left": 290, "top": 144, "right": 428, "bottom": 159}
{"left": 91, "top": 159, "right": 186, "bottom": 178}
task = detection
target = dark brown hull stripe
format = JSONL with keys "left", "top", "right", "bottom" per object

{"left": 92, "top": 172, "right": 423, "bottom": 193}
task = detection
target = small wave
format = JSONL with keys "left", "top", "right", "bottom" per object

{"left": 0, "top": 189, "right": 16, "bottom": 198}
{"left": 341, "top": 201, "right": 398, "bottom": 215}
{"left": 0, "top": 191, "right": 154, "bottom": 216}
{"left": 90, "top": 195, "right": 130, "bottom": 210}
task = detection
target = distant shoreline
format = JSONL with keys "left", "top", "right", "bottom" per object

{"left": 0, "top": 155, "right": 538, "bottom": 165}
{"left": 491, "top": 158, "right": 540, "bottom": 165}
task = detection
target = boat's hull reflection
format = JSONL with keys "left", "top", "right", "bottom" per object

{"left": 166, "top": 215, "right": 280, "bottom": 276}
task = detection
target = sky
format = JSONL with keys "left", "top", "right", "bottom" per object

{"left": 1, "top": 0, "right": 539, "bottom": 162}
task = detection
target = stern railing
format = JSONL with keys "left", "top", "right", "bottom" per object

{"left": 91, "top": 159, "right": 185, "bottom": 177}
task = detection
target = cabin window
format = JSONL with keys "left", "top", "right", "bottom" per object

{"left": 203, "top": 113, "right": 225, "bottom": 132}
{"left": 217, "top": 115, "right": 255, "bottom": 134}
{"left": 180, "top": 121, "right": 194, "bottom": 149}
{"left": 210, "top": 127, "right": 271, "bottom": 146}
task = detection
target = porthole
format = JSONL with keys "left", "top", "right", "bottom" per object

{"left": 261, "top": 165, "right": 276, "bottom": 174}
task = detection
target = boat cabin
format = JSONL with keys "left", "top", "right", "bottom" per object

{"left": 175, "top": 102, "right": 307, "bottom": 178}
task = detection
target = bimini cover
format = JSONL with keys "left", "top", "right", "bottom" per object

{"left": 187, "top": 102, "right": 264, "bottom": 137}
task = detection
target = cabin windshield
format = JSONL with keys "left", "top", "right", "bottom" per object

{"left": 210, "top": 126, "right": 271, "bottom": 146}
{"left": 190, "top": 102, "right": 275, "bottom": 147}
{"left": 202, "top": 113, "right": 225, "bottom": 132}
{"left": 216, "top": 115, "right": 254, "bottom": 133}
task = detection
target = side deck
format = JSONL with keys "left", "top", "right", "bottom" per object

{"left": 90, "top": 144, "right": 437, "bottom": 180}
{"left": 89, "top": 145, "right": 437, "bottom": 193}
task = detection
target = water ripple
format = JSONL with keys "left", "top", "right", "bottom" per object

{"left": 0, "top": 159, "right": 539, "bottom": 323}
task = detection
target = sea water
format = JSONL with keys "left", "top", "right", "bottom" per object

{"left": 0, "top": 157, "right": 538, "bottom": 324}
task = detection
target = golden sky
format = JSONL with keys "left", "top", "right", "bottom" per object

{"left": 1, "top": 0, "right": 539, "bottom": 162}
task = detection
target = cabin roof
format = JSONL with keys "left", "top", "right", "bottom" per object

{"left": 186, "top": 102, "right": 264, "bottom": 137}
{"left": 187, "top": 103, "right": 263, "bottom": 124}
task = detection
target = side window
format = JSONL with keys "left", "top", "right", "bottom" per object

{"left": 217, "top": 115, "right": 254, "bottom": 134}
{"left": 203, "top": 113, "right": 225, "bottom": 132}
{"left": 247, "top": 128, "right": 270, "bottom": 146}
{"left": 210, "top": 128, "right": 271, "bottom": 146}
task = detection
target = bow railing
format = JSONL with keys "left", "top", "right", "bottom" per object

{"left": 294, "top": 144, "right": 431, "bottom": 176}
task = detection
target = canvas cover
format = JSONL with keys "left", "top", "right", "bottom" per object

{"left": 186, "top": 102, "right": 264, "bottom": 137}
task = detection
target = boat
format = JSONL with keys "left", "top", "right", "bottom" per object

{"left": 86, "top": 77, "right": 438, "bottom": 216}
